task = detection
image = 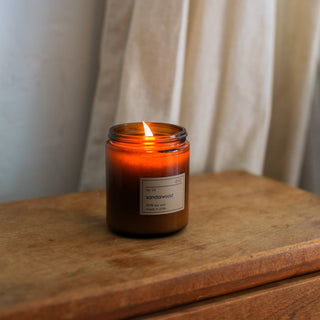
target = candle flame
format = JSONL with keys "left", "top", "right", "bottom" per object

{"left": 142, "top": 121, "right": 153, "bottom": 137}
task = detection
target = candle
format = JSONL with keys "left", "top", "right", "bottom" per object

{"left": 106, "top": 122, "right": 190, "bottom": 237}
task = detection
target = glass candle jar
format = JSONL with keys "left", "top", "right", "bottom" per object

{"left": 106, "top": 122, "right": 190, "bottom": 237}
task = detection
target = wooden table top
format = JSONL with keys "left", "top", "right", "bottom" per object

{"left": 1, "top": 171, "right": 320, "bottom": 319}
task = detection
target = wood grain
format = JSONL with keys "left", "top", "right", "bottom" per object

{"left": 0, "top": 171, "right": 320, "bottom": 319}
{"left": 135, "top": 272, "right": 320, "bottom": 320}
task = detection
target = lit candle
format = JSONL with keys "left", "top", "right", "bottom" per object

{"left": 106, "top": 122, "right": 190, "bottom": 237}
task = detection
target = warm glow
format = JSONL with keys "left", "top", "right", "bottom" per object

{"left": 142, "top": 121, "right": 153, "bottom": 137}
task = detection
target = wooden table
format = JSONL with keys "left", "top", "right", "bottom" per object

{"left": 1, "top": 171, "right": 320, "bottom": 319}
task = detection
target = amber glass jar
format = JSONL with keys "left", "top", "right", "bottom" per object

{"left": 105, "top": 122, "right": 190, "bottom": 237}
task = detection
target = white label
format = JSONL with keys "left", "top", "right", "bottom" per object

{"left": 140, "top": 173, "right": 185, "bottom": 215}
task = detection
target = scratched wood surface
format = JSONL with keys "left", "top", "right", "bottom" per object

{"left": 0, "top": 171, "right": 320, "bottom": 320}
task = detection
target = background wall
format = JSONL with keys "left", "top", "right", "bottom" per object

{"left": 0, "top": 0, "right": 105, "bottom": 202}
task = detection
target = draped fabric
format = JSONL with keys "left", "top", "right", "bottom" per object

{"left": 1, "top": 1, "right": 319, "bottom": 202}
{"left": 265, "top": 1, "right": 320, "bottom": 186}
{"left": 301, "top": 63, "right": 320, "bottom": 195}
{"left": 80, "top": 0, "right": 320, "bottom": 193}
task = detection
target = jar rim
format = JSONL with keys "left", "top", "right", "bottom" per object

{"left": 108, "top": 122, "right": 187, "bottom": 144}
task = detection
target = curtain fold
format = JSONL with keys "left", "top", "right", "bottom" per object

{"left": 80, "top": 0, "right": 135, "bottom": 191}
{"left": 180, "top": 0, "right": 275, "bottom": 175}
{"left": 300, "top": 62, "right": 320, "bottom": 195}
{"left": 80, "top": 0, "right": 320, "bottom": 194}
{"left": 115, "top": 0, "right": 189, "bottom": 123}
{"left": 264, "top": 0, "right": 320, "bottom": 186}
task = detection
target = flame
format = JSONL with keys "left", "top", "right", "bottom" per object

{"left": 142, "top": 121, "right": 153, "bottom": 137}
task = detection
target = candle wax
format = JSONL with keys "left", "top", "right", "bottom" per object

{"left": 106, "top": 139, "right": 189, "bottom": 236}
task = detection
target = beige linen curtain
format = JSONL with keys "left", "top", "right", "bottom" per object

{"left": 80, "top": 0, "right": 320, "bottom": 192}
{"left": 301, "top": 63, "right": 320, "bottom": 195}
